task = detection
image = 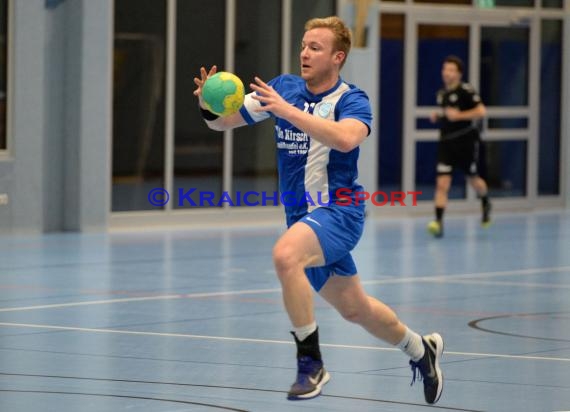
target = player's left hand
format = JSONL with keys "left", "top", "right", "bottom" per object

{"left": 444, "top": 107, "right": 461, "bottom": 122}
{"left": 250, "top": 77, "right": 294, "bottom": 119}
{"left": 193, "top": 65, "right": 218, "bottom": 107}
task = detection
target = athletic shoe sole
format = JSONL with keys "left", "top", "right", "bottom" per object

{"left": 426, "top": 333, "right": 444, "bottom": 404}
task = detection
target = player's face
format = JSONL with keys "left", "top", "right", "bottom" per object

{"left": 300, "top": 28, "right": 343, "bottom": 85}
{"left": 442, "top": 62, "right": 462, "bottom": 87}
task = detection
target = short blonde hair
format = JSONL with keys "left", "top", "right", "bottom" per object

{"left": 305, "top": 16, "right": 352, "bottom": 68}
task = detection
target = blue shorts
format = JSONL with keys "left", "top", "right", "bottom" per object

{"left": 288, "top": 206, "right": 365, "bottom": 291}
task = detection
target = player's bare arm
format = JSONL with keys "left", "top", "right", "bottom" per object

{"left": 430, "top": 111, "right": 441, "bottom": 123}
{"left": 193, "top": 65, "right": 247, "bottom": 131}
{"left": 250, "top": 76, "right": 367, "bottom": 153}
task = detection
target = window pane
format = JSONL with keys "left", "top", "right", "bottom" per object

{"left": 416, "top": 118, "right": 439, "bottom": 130}
{"left": 232, "top": 0, "right": 280, "bottom": 204}
{"left": 476, "top": 0, "right": 537, "bottom": 6}
{"left": 480, "top": 27, "right": 529, "bottom": 106}
{"left": 539, "top": 20, "right": 562, "bottom": 195}
{"left": 415, "top": 141, "right": 466, "bottom": 201}
{"left": 414, "top": 0, "right": 470, "bottom": 4}
{"left": 417, "top": 25, "right": 469, "bottom": 106}
{"left": 0, "top": 0, "right": 8, "bottom": 150}
{"left": 483, "top": 140, "right": 527, "bottom": 197}
{"left": 174, "top": 0, "right": 225, "bottom": 209}
{"left": 379, "top": 14, "right": 404, "bottom": 192}
{"left": 542, "top": 0, "right": 563, "bottom": 8}
{"left": 291, "top": 0, "right": 335, "bottom": 76}
{"left": 488, "top": 118, "right": 528, "bottom": 129}
{"left": 494, "top": 0, "right": 534, "bottom": 6}
{"left": 112, "top": 0, "right": 167, "bottom": 211}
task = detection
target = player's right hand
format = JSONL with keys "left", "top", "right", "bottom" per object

{"left": 193, "top": 65, "right": 217, "bottom": 106}
{"left": 429, "top": 111, "right": 440, "bottom": 123}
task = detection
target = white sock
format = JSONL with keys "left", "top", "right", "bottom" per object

{"left": 397, "top": 327, "right": 425, "bottom": 361}
{"left": 293, "top": 321, "right": 317, "bottom": 342}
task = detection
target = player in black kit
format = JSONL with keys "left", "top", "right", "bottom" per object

{"left": 427, "top": 55, "right": 491, "bottom": 238}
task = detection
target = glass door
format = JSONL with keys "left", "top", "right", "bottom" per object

{"left": 403, "top": 10, "right": 538, "bottom": 207}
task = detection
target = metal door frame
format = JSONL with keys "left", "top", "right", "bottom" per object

{"left": 405, "top": 9, "right": 539, "bottom": 210}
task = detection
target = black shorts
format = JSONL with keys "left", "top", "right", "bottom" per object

{"left": 436, "top": 129, "right": 481, "bottom": 176}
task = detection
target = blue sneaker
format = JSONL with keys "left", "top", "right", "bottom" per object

{"left": 287, "top": 356, "right": 330, "bottom": 400}
{"left": 409, "top": 333, "right": 444, "bottom": 404}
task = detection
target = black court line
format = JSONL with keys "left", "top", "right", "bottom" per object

{"left": 0, "top": 372, "right": 483, "bottom": 412}
{"left": 5, "top": 345, "right": 569, "bottom": 392}
{"left": 359, "top": 368, "right": 570, "bottom": 390}
{"left": 469, "top": 311, "right": 570, "bottom": 343}
{"left": 0, "top": 389, "right": 250, "bottom": 411}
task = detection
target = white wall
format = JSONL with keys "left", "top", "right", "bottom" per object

{"left": 0, "top": 0, "right": 113, "bottom": 233}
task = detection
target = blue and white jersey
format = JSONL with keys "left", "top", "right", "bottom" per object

{"left": 239, "top": 74, "right": 372, "bottom": 222}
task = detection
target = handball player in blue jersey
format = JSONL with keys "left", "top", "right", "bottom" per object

{"left": 194, "top": 16, "right": 443, "bottom": 404}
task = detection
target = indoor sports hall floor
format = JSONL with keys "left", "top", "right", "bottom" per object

{"left": 1, "top": 210, "right": 569, "bottom": 411}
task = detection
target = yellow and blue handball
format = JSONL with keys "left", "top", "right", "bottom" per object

{"left": 202, "top": 72, "right": 245, "bottom": 117}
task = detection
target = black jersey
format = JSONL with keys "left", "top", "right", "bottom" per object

{"left": 436, "top": 82, "right": 482, "bottom": 140}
